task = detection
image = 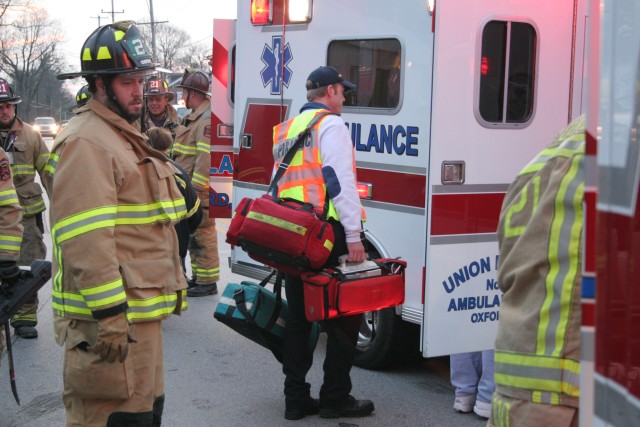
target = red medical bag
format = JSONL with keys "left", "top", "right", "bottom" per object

{"left": 301, "top": 258, "right": 406, "bottom": 322}
{"left": 226, "top": 195, "right": 335, "bottom": 275}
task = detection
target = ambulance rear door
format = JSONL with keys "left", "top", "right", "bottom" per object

{"left": 423, "top": 0, "right": 582, "bottom": 356}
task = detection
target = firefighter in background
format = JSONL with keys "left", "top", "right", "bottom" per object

{"left": 147, "top": 127, "right": 203, "bottom": 276}
{"left": 143, "top": 77, "right": 184, "bottom": 137}
{"left": 0, "top": 146, "right": 24, "bottom": 367}
{"left": 0, "top": 78, "right": 49, "bottom": 339}
{"left": 172, "top": 69, "right": 219, "bottom": 297}
{"left": 75, "top": 85, "right": 92, "bottom": 109}
{"left": 275, "top": 66, "right": 373, "bottom": 420}
{"left": 49, "top": 21, "right": 188, "bottom": 426}
{"left": 490, "top": 116, "right": 584, "bottom": 427}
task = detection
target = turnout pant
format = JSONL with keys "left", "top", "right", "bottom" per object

{"left": 61, "top": 320, "right": 165, "bottom": 427}
{"left": 488, "top": 392, "right": 578, "bottom": 427}
{"left": 188, "top": 216, "right": 219, "bottom": 285}
{"left": 12, "top": 214, "right": 47, "bottom": 328}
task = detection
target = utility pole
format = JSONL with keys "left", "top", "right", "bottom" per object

{"left": 91, "top": 14, "right": 107, "bottom": 27}
{"left": 149, "top": 0, "right": 157, "bottom": 64}
{"left": 101, "top": 0, "right": 124, "bottom": 23}
{"left": 138, "top": 0, "right": 168, "bottom": 64}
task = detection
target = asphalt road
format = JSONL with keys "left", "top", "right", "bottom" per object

{"left": 0, "top": 169, "right": 488, "bottom": 426}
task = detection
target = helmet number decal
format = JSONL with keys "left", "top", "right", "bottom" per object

{"left": 0, "top": 81, "right": 8, "bottom": 94}
{"left": 129, "top": 38, "right": 147, "bottom": 57}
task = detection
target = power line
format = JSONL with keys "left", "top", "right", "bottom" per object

{"left": 101, "top": 0, "right": 124, "bottom": 23}
{"left": 91, "top": 14, "right": 109, "bottom": 28}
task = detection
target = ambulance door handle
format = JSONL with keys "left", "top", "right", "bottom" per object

{"left": 241, "top": 134, "right": 252, "bottom": 149}
{"left": 441, "top": 161, "right": 465, "bottom": 185}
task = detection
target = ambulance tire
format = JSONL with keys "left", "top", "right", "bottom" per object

{"left": 354, "top": 307, "right": 419, "bottom": 370}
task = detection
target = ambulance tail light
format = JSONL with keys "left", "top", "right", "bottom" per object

{"left": 357, "top": 182, "right": 373, "bottom": 200}
{"left": 289, "top": 0, "right": 313, "bottom": 23}
{"left": 251, "top": 0, "right": 272, "bottom": 25}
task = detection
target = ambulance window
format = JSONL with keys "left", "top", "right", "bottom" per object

{"left": 327, "top": 38, "right": 402, "bottom": 112}
{"left": 477, "top": 20, "right": 537, "bottom": 127}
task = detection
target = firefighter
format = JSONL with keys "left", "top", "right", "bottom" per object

{"left": 172, "top": 69, "right": 220, "bottom": 297}
{"left": 275, "top": 66, "right": 373, "bottom": 420}
{"left": 147, "top": 127, "right": 203, "bottom": 276}
{"left": 75, "top": 85, "right": 92, "bottom": 109}
{"left": 0, "top": 146, "right": 24, "bottom": 366}
{"left": 143, "top": 77, "right": 184, "bottom": 138}
{"left": 490, "top": 116, "right": 584, "bottom": 427}
{"left": 49, "top": 21, "right": 188, "bottom": 426}
{"left": 0, "top": 78, "right": 49, "bottom": 339}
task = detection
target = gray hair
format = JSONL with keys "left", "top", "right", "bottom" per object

{"left": 306, "top": 84, "right": 334, "bottom": 101}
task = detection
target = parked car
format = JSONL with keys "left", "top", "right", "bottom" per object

{"left": 33, "top": 117, "right": 59, "bottom": 137}
{"left": 172, "top": 105, "right": 190, "bottom": 121}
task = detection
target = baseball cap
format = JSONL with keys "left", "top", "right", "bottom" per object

{"left": 306, "top": 66, "right": 356, "bottom": 92}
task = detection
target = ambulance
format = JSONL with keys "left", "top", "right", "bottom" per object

{"left": 580, "top": 0, "right": 640, "bottom": 425}
{"left": 208, "top": 0, "right": 588, "bottom": 368}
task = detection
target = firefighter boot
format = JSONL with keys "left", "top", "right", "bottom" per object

{"left": 107, "top": 411, "right": 153, "bottom": 426}
{"left": 152, "top": 395, "right": 165, "bottom": 427}
{"left": 186, "top": 282, "right": 218, "bottom": 297}
{"left": 14, "top": 325, "right": 38, "bottom": 339}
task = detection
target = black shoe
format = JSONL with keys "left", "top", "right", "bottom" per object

{"left": 285, "top": 398, "right": 319, "bottom": 421}
{"left": 186, "top": 282, "right": 218, "bottom": 297}
{"left": 14, "top": 325, "right": 38, "bottom": 339}
{"left": 319, "top": 395, "right": 374, "bottom": 419}
{"left": 187, "top": 278, "right": 198, "bottom": 289}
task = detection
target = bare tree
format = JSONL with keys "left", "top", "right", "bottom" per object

{"left": 0, "top": 0, "right": 28, "bottom": 24}
{"left": 0, "top": 5, "right": 70, "bottom": 121}
{"left": 139, "top": 21, "right": 191, "bottom": 71}
{"left": 177, "top": 42, "right": 212, "bottom": 72}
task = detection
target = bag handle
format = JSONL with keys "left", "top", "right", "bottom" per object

{"left": 268, "top": 111, "right": 334, "bottom": 218}
{"left": 233, "top": 270, "right": 284, "bottom": 326}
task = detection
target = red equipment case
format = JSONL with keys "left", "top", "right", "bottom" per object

{"left": 301, "top": 258, "right": 406, "bottom": 322}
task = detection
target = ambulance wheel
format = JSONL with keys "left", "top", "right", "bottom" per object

{"left": 354, "top": 307, "right": 419, "bottom": 370}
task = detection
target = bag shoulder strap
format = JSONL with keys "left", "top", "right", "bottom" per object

{"left": 268, "top": 111, "right": 334, "bottom": 194}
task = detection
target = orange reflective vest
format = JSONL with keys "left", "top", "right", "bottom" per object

{"left": 272, "top": 109, "right": 365, "bottom": 222}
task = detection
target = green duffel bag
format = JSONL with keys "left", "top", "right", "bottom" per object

{"left": 214, "top": 271, "right": 320, "bottom": 363}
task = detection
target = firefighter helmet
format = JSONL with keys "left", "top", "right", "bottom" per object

{"left": 176, "top": 69, "right": 210, "bottom": 96}
{"left": 58, "top": 21, "right": 155, "bottom": 80}
{"left": 0, "top": 79, "right": 21, "bottom": 104}
{"left": 75, "top": 85, "right": 92, "bottom": 107}
{"left": 144, "top": 77, "right": 174, "bottom": 102}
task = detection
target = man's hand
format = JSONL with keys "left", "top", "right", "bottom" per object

{"left": 346, "top": 241, "right": 366, "bottom": 262}
{"left": 93, "top": 313, "right": 135, "bottom": 363}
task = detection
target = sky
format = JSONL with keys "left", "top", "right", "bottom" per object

{"left": 34, "top": 0, "right": 237, "bottom": 71}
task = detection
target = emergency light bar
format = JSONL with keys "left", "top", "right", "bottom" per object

{"left": 251, "top": 0, "right": 272, "bottom": 25}
{"left": 289, "top": 0, "right": 313, "bottom": 23}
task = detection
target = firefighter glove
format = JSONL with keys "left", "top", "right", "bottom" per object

{"left": 0, "top": 261, "right": 21, "bottom": 286}
{"left": 93, "top": 313, "right": 136, "bottom": 363}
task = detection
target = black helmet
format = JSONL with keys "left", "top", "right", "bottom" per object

{"left": 145, "top": 77, "right": 175, "bottom": 101}
{"left": 58, "top": 21, "right": 154, "bottom": 80}
{"left": 176, "top": 69, "right": 210, "bottom": 96}
{"left": 0, "top": 78, "right": 21, "bottom": 104}
{"left": 75, "top": 85, "right": 92, "bottom": 107}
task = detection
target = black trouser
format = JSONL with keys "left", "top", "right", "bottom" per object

{"left": 282, "top": 220, "right": 363, "bottom": 409}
